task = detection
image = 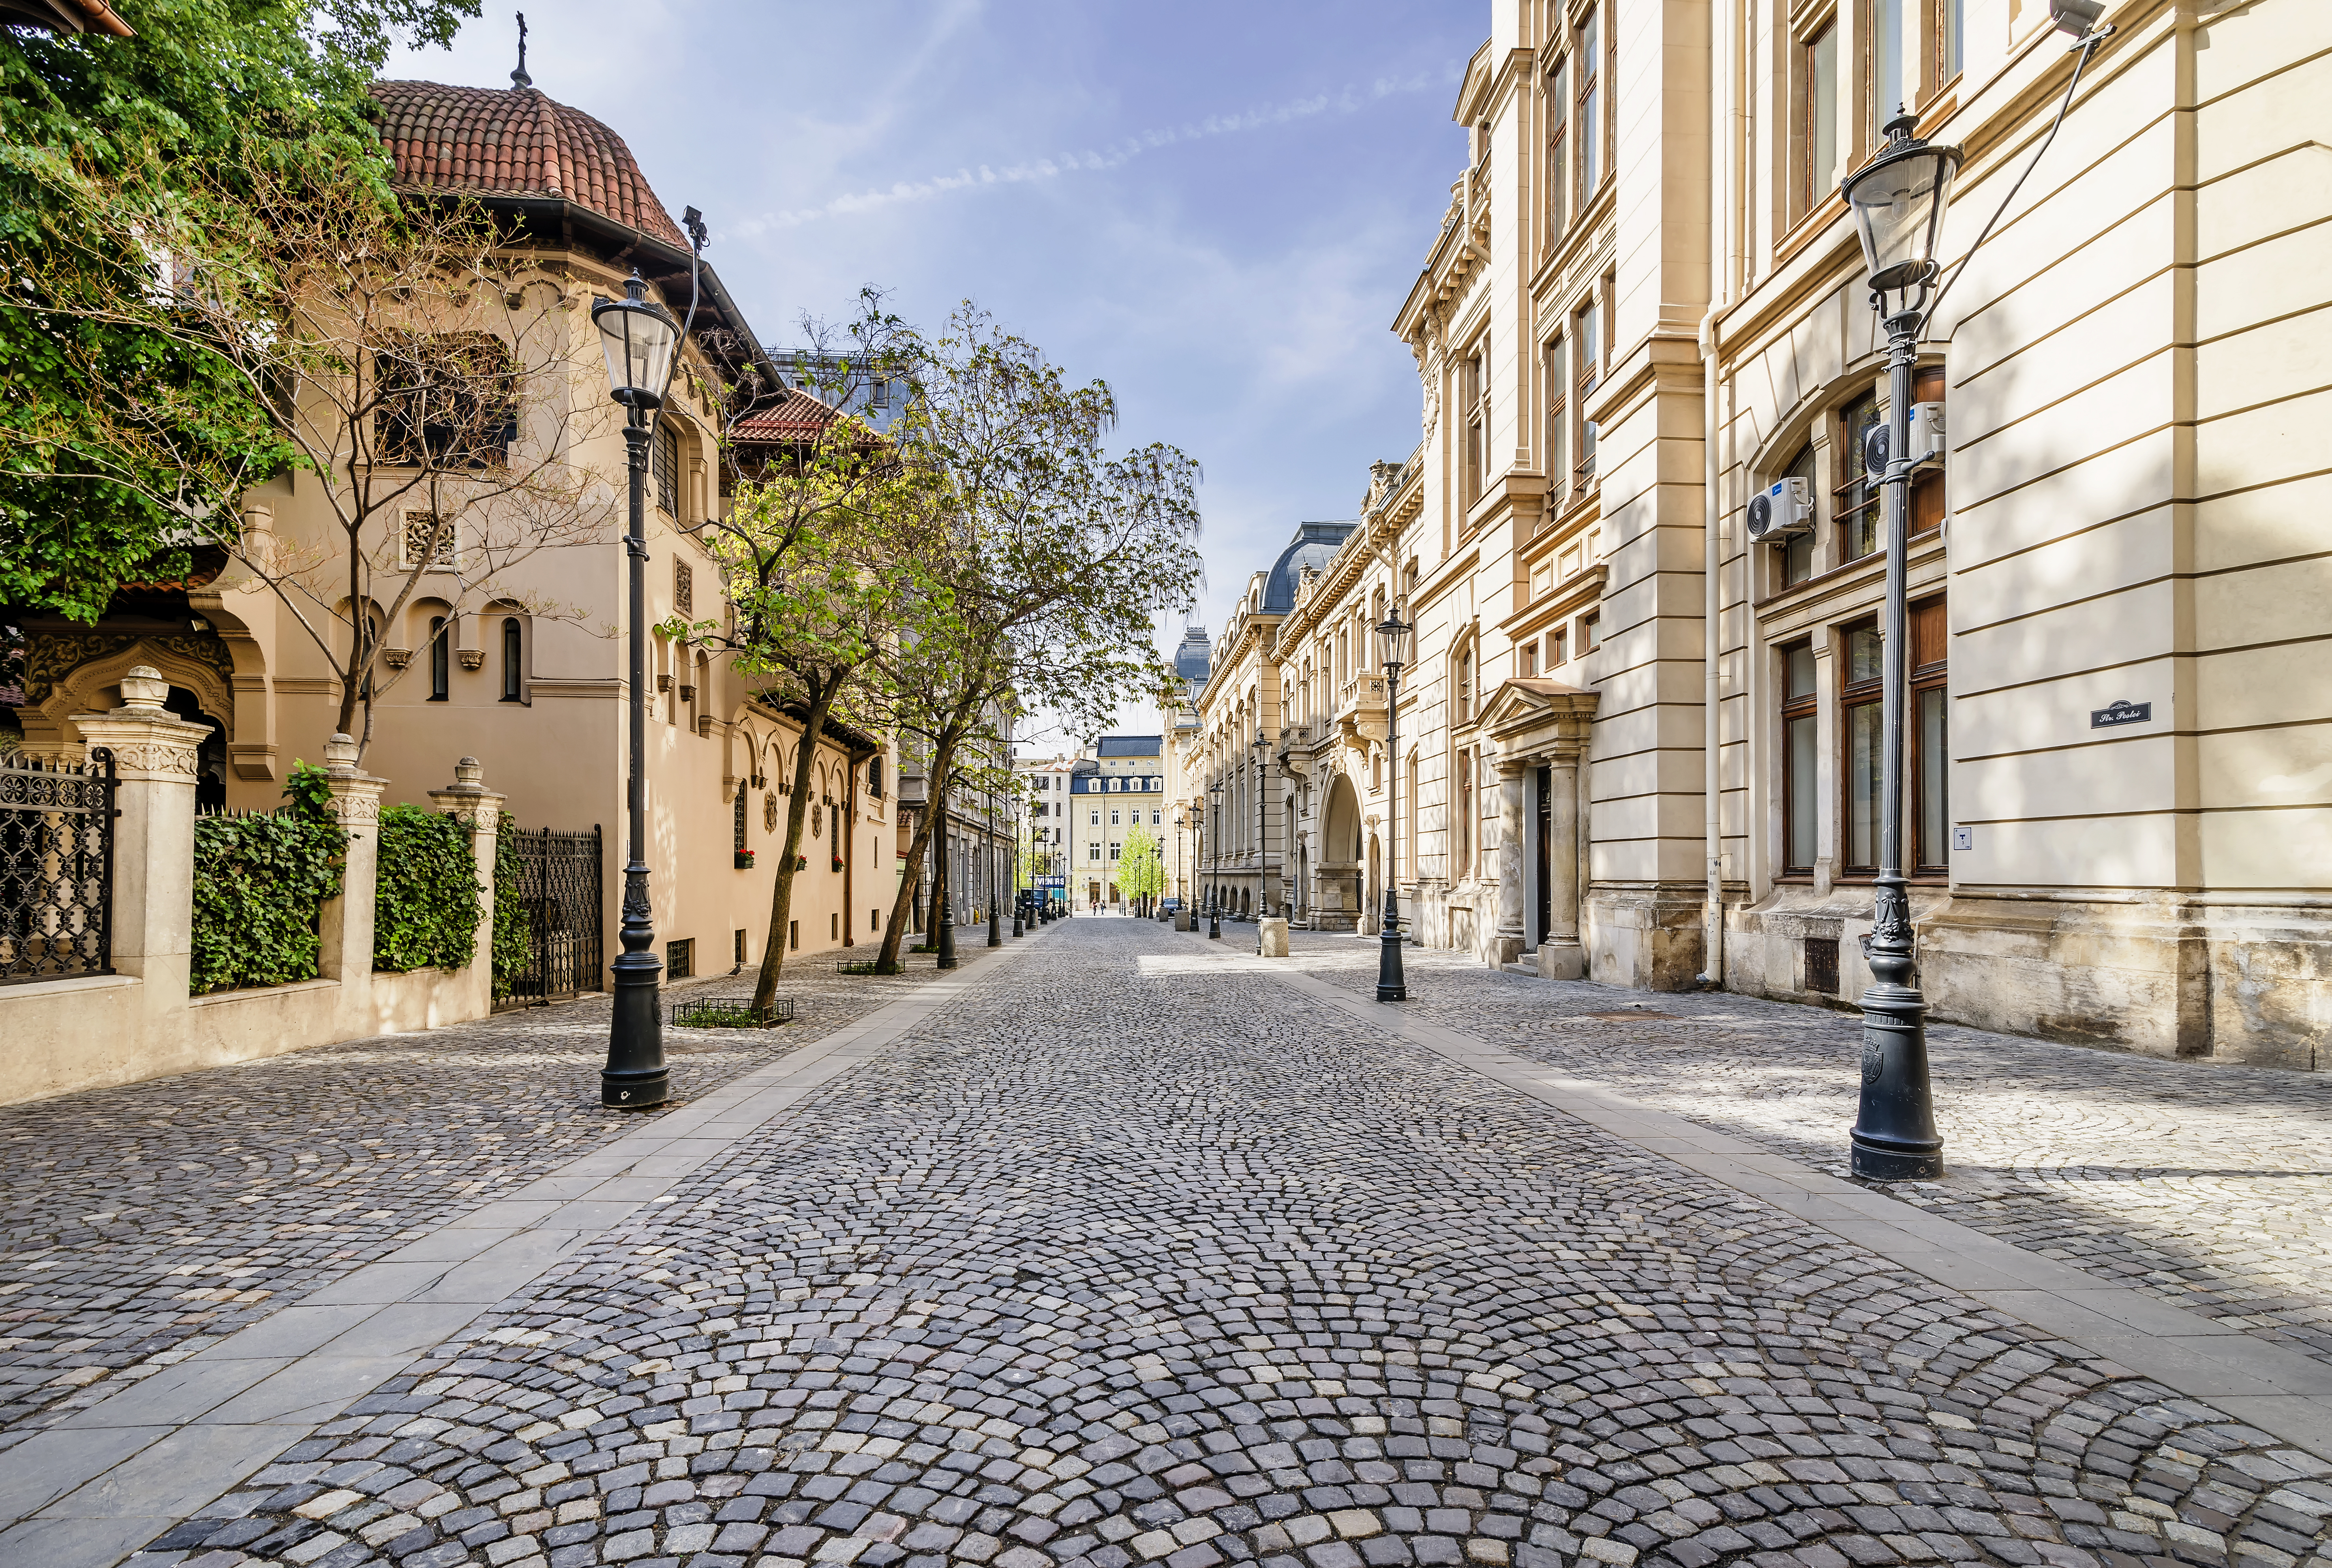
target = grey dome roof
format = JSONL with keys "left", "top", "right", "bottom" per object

{"left": 1174, "top": 626, "right": 1212, "bottom": 683}
{"left": 1262, "top": 521, "right": 1358, "bottom": 613}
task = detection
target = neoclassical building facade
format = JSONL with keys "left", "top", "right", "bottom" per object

{"left": 1253, "top": 0, "right": 2328, "bottom": 1070}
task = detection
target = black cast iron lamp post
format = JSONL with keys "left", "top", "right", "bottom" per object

{"left": 1374, "top": 604, "right": 1413, "bottom": 1002}
{"left": 1250, "top": 732, "right": 1269, "bottom": 943}
{"left": 1207, "top": 778, "right": 1223, "bottom": 939}
{"left": 1838, "top": 113, "right": 1959, "bottom": 1180}
{"left": 591, "top": 270, "right": 680, "bottom": 1110}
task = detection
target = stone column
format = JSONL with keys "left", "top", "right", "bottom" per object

{"left": 70, "top": 666, "right": 209, "bottom": 993}
{"left": 1538, "top": 747, "right": 1586, "bottom": 979}
{"left": 1492, "top": 758, "right": 1529, "bottom": 966}
{"left": 430, "top": 755, "right": 508, "bottom": 1018}
{"left": 316, "top": 733, "right": 386, "bottom": 986}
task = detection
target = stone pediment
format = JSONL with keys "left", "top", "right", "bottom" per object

{"left": 1480, "top": 677, "right": 1597, "bottom": 759}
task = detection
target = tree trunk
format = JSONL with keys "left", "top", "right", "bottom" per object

{"left": 752, "top": 673, "right": 842, "bottom": 1015}
{"left": 875, "top": 738, "right": 955, "bottom": 973}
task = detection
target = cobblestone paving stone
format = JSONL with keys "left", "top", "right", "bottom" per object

{"left": 1270, "top": 930, "right": 2332, "bottom": 1369}
{"left": 138, "top": 917, "right": 2332, "bottom": 1568}
{"left": 0, "top": 952, "right": 966, "bottom": 1443}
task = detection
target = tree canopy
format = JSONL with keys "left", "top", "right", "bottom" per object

{"left": 0, "top": 0, "right": 478, "bottom": 620}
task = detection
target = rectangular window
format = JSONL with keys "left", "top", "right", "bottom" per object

{"left": 1581, "top": 610, "right": 1600, "bottom": 653}
{"left": 1575, "top": 300, "right": 1599, "bottom": 485}
{"left": 1111, "top": 808, "right": 1121, "bottom": 826}
{"left": 1911, "top": 598, "right": 1949, "bottom": 874}
{"left": 375, "top": 332, "right": 516, "bottom": 467}
{"left": 1938, "top": 0, "right": 1963, "bottom": 83}
{"left": 1782, "top": 643, "right": 1818, "bottom": 873}
{"left": 666, "top": 938, "right": 694, "bottom": 978}
{"left": 1911, "top": 365, "right": 1947, "bottom": 536}
{"left": 1779, "top": 445, "right": 1819, "bottom": 589}
{"left": 1577, "top": 6, "right": 1602, "bottom": 198}
{"left": 1836, "top": 390, "right": 1883, "bottom": 563}
{"left": 735, "top": 928, "right": 747, "bottom": 968}
{"left": 1543, "top": 335, "right": 1567, "bottom": 505}
{"left": 1547, "top": 625, "right": 1568, "bottom": 667}
{"left": 1545, "top": 59, "right": 1568, "bottom": 245}
{"left": 1522, "top": 642, "right": 1538, "bottom": 678}
{"left": 1090, "top": 808, "right": 1100, "bottom": 826}
{"left": 1796, "top": 21, "right": 1840, "bottom": 221}
{"left": 1868, "top": 0, "right": 1904, "bottom": 144}
{"left": 1842, "top": 623, "right": 1883, "bottom": 873}
{"left": 1456, "top": 748, "right": 1475, "bottom": 877}
{"left": 1089, "top": 844, "right": 1101, "bottom": 861}
{"left": 654, "top": 422, "right": 679, "bottom": 516}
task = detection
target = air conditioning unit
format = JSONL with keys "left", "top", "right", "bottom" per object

{"left": 1746, "top": 477, "right": 1813, "bottom": 541}
{"left": 1862, "top": 402, "right": 1947, "bottom": 478}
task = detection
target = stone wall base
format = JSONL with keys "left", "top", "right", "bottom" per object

{"left": 1583, "top": 883, "right": 1707, "bottom": 991}
{"left": 1724, "top": 889, "right": 2329, "bottom": 1072}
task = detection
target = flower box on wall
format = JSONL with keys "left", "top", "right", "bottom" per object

{"left": 734, "top": 850, "right": 755, "bottom": 870}
{"left": 831, "top": 857, "right": 844, "bottom": 873}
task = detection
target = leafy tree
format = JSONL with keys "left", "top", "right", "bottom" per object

{"left": 0, "top": 0, "right": 478, "bottom": 620}
{"left": 1115, "top": 822, "right": 1163, "bottom": 914}
{"left": 865, "top": 306, "right": 1203, "bottom": 972}
{"left": 668, "top": 299, "right": 940, "bottom": 1016}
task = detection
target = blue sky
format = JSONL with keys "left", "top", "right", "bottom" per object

{"left": 388, "top": 2, "right": 1476, "bottom": 737}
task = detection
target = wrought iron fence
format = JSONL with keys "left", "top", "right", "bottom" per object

{"left": 494, "top": 824, "right": 603, "bottom": 1011}
{"left": 0, "top": 749, "right": 116, "bottom": 985}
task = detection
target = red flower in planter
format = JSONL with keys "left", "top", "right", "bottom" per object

{"left": 734, "top": 849, "right": 756, "bottom": 870}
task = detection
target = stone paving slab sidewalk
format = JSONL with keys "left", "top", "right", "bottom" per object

{"left": 1268, "top": 929, "right": 2332, "bottom": 1369}
{"left": 0, "top": 947, "right": 976, "bottom": 1446}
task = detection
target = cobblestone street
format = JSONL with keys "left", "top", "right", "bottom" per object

{"left": 0, "top": 956, "right": 967, "bottom": 1442}
{"left": 1270, "top": 932, "right": 2332, "bottom": 1369}
{"left": 2, "top": 918, "right": 2328, "bottom": 1568}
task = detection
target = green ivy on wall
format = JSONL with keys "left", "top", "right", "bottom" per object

{"left": 189, "top": 763, "right": 345, "bottom": 996}
{"left": 373, "top": 804, "right": 482, "bottom": 973}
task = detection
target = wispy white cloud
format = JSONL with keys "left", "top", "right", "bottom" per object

{"left": 734, "top": 64, "right": 1458, "bottom": 237}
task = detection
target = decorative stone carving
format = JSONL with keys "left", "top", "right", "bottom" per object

{"left": 118, "top": 665, "right": 169, "bottom": 710}
{"left": 765, "top": 792, "right": 779, "bottom": 833}
{"left": 429, "top": 755, "right": 506, "bottom": 830}
{"left": 382, "top": 647, "right": 412, "bottom": 671}
{"left": 458, "top": 649, "right": 485, "bottom": 671}
{"left": 23, "top": 631, "right": 235, "bottom": 705}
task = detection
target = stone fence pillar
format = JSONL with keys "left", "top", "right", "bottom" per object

{"left": 316, "top": 732, "right": 386, "bottom": 984}
{"left": 69, "top": 666, "right": 208, "bottom": 994}
{"left": 428, "top": 756, "right": 507, "bottom": 1000}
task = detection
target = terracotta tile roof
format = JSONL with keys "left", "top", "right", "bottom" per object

{"left": 368, "top": 80, "right": 686, "bottom": 248}
{"left": 730, "top": 388, "right": 845, "bottom": 444}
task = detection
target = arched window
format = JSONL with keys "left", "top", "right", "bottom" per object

{"left": 1454, "top": 643, "right": 1475, "bottom": 724}
{"left": 501, "top": 617, "right": 523, "bottom": 702}
{"left": 428, "top": 615, "right": 450, "bottom": 702}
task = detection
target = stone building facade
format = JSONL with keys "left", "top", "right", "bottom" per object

{"left": 1267, "top": 0, "right": 2329, "bottom": 1069}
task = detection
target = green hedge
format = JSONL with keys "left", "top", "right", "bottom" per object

{"left": 190, "top": 794, "right": 346, "bottom": 996}
{"left": 491, "top": 812, "right": 527, "bottom": 1001}
{"left": 372, "top": 803, "right": 482, "bottom": 973}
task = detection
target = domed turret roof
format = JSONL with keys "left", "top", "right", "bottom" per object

{"left": 368, "top": 79, "right": 687, "bottom": 249}
{"left": 1261, "top": 521, "right": 1358, "bottom": 613}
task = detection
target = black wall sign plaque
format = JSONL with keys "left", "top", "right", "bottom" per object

{"left": 2092, "top": 700, "right": 2153, "bottom": 729}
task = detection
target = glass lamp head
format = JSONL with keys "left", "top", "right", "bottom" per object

{"left": 591, "top": 270, "right": 679, "bottom": 410}
{"left": 1841, "top": 114, "right": 1962, "bottom": 306}
{"left": 1375, "top": 604, "right": 1415, "bottom": 673}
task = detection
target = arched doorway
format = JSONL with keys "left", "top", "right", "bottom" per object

{"left": 1317, "top": 773, "right": 1362, "bottom": 932}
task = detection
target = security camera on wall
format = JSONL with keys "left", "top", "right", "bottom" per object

{"left": 1746, "top": 476, "right": 1813, "bottom": 542}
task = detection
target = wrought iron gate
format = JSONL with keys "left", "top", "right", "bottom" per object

{"left": 0, "top": 748, "right": 116, "bottom": 985}
{"left": 494, "top": 824, "right": 603, "bottom": 1010}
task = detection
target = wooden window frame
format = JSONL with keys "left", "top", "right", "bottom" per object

{"left": 1781, "top": 642, "right": 1819, "bottom": 875}
{"left": 1793, "top": 17, "right": 1840, "bottom": 224}
{"left": 1839, "top": 620, "right": 1883, "bottom": 876}
{"left": 1544, "top": 334, "right": 1567, "bottom": 505}
{"left": 1910, "top": 596, "right": 1949, "bottom": 877}
{"left": 1545, "top": 56, "right": 1570, "bottom": 249}
{"left": 1576, "top": 4, "right": 1603, "bottom": 203}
